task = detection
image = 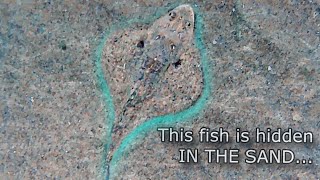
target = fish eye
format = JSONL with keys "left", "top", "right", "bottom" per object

{"left": 169, "top": 11, "right": 176, "bottom": 21}
{"left": 137, "top": 40, "right": 144, "bottom": 48}
{"left": 170, "top": 44, "right": 176, "bottom": 50}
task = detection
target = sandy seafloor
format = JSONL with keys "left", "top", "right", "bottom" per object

{"left": 0, "top": 0, "right": 320, "bottom": 179}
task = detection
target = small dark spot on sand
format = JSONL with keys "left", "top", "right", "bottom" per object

{"left": 59, "top": 41, "right": 67, "bottom": 50}
{"left": 173, "top": 59, "right": 182, "bottom": 68}
{"left": 137, "top": 40, "right": 144, "bottom": 48}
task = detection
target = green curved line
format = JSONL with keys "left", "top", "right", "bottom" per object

{"left": 95, "top": 3, "right": 212, "bottom": 179}
{"left": 94, "top": 25, "right": 116, "bottom": 179}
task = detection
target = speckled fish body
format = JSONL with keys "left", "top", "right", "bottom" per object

{"left": 101, "top": 4, "right": 203, "bottom": 165}
{"left": 124, "top": 4, "right": 195, "bottom": 108}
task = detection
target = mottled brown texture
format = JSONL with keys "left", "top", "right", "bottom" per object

{"left": 110, "top": 0, "right": 320, "bottom": 179}
{"left": 0, "top": 0, "right": 319, "bottom": 179}
{"left": 101, "top": 4, "right": 203, "bottom": 164}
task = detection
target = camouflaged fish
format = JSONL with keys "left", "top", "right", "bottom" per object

{"left": 101, "top": 4, "right": 202, "bottom": 164}
{"left": 121, "top": 4, "right": 195, "bottom": 119}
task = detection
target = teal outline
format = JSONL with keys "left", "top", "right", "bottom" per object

{"left": 94, "top": 3, "right": 212, "bottom": 179}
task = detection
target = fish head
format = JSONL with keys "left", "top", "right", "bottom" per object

{"left": 148, "top": 4, "right": 195, "bottom": 62}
